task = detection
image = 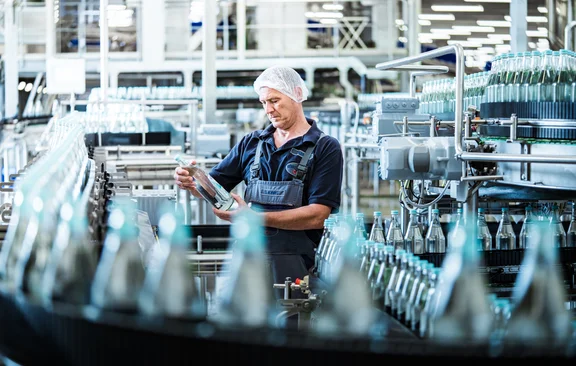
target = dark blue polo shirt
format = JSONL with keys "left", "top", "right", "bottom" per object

{"left": 210, "top": 118, "right": 343, "bottom": 244}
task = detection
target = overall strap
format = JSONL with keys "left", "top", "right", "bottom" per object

{"left": 294, "top": 133, "right": 326, "bottom": 181}
{"left": 250, "top": 138, "right": 265, "bottom": 180}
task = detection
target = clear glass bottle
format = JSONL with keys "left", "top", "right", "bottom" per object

{"left": 519, "top": 205, "right": 535, "bottom": 249}
{"left": 138, "top": 204, "right": 205, "bottom": 319}
{"left": 314, "top": 216, "right": 377, "bottom": 337}
{"left": 384, "top": 249, "right": 406, "bottom": 314}
{"left": 549, "top": 203, "right": 567, "bottom": 248}
{"left": 314, "top": 218, "right": 334, "bottom": 276}
{"left": 41, "top": 201, "right": 98, "bottom": 306}
{"left": 496, "top": 207, "right": 516, "bottom": 250}
{"left": 372, "top": 245, "right": 395, "bottom": 301}
{"left": 425, "top": 209, "right": 446, "bottom": 253}
{"left": 477, "top": 207, "right": 493, "bottom": 251}
{"left": 429, "top": 220, "right": 494, "bottom": 342}
{"left": 387, "top": 210, "right": 405, "bottom": 250}
{"left": 354, "top": 212, "right": 368, "bottom": 241}
{"left": 405, "top": 209, "right": 424, "bottom": 254}
{"left": 505, "top": 220, "right": 572, "bottom": 346}
{"left": 418, "top": 267, "right": 441, "bottom": 338}
{"left": 90, "top": 199, "right": 146, "bottom": 312}
{"left": 174, "top": 154, "right": 235, "bottom": 211}
{"left": 448, "top": 208, "right": 464, "bottom": 250}
{"left": 215, "top": 208, "right": 276, "bottom": 328}
{"left": 397, "top": 255, "right": 419, "bottom": 323}
{"left": 369, "top": 211, "right": 386, "bottom": 244}
{"left": 408, "top": 261, "right": 433, "bottom": 331}
{"left": 567, "top": 202, "right": 576, "bottom": 247}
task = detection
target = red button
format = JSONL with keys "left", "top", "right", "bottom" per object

{"left": 295, "top": 278, "right": 301, "bottom": 285}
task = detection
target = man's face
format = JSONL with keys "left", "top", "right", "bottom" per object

{"left": 258, "top": 87, "right": 300, "bottom": 129}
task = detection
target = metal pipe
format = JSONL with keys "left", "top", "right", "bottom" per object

{"left": 461, "top": 175, "right": 504, "bottom": 182}
{"left": 342, "top": 143, "right": 380, "bottom": 149}
{"left": 100, "top": 0, "right": 109, "bottom": 105}
{"left": 408, "top": 66, "right": 450, "bottom": 97}
{"left": 375, "top": 44, "right": 465, "bottom": 159}
{"left": 508, "top": 113, "right": 517, "bottom": 142}
{"left": 566, "top": 20, "right": 576, "bottom": 51}
{"left": 402, "top": 116, "right": 409, "bottom": 135}
{"left": 460, "top": 153, "right": 576, "bottom": 164}
{"left": 429, "top": 116, "right": 435, "bottom": 137}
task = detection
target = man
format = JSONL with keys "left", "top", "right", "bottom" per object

{"left": 174, "top": 65, "right": 343, "bottom": 298}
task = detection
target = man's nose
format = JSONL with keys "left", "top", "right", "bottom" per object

{"left": 264, "top": 102, "right": 274, "bottom": 114}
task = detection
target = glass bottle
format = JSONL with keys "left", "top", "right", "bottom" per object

{"left": 369, "top": 211, "right": 386, "bottom": 244}
{"left": 41, "top": 201, "right": 98, "bottom": 306}
{"left": 90, "top": 199, "right": 146, "bottom": 312}
{"left": 354, "top": 212, "right": 368, "bottom": 241}
{"left": 314, "top": 216, "right": 377, "bottom": 337}
{"left": 384, "top": 249, "right": 406, "bottom": 314}
{"left": 408, "top": 261, "right": 433, "bottom": 331}
{"left": 418, "top": 267, "right": 441, "bottom": 338}
{"left": 447, "top": 208, "right": 464, "bottom": 250}
{"left": 505, "top": 220, "right": 572, "bottom": 346}
{"left": 174, "top": 154, "right": 235, "bottom": 211}
{"left": 567, "top": 202, "right": 576, "bottom": 247}
{"left": 314, "top": 218, "right": 333, "bottom": 275}
{"left": 387, "top": 210, "right": 405, "bottom": 249}
{"left": 215, "top": 208, "right": 276, "bottom": 328}
{"left": 390, "top": 252, "right": 414, "bottom": 317}
{"left": 519, "top": 205, "right": 535, "bottom": 249}
{"left": 405, "top": 209, "right": 425, "bottom": 254}
{"left": 496, "top": 207, "right": 516, "bottom": 250}
{"left": 477, "top": 207, "right": 493, "bottom": 251}
{"left": 397, "top": 255, "right": 420, "bottom": 324}
{"left": 549, "top": 203, "right": 567, "bottom": 248}
{"left": 372, "top": 245, "right": 395, "bottom": 302}
{"left": 425, "top": 209, "right": 446, "bottom": 253}
{"left": 429, "top": 220, "right": 494, "bottom": 342}
{"left": 138, "top": 204, "right": 205, "bottom": 319}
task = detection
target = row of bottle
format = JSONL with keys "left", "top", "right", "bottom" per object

{"left": 418, "top": 72, "right": 490, "bottom": 115}
{"left": 89, "top": 86, "right": 255, "bottom": 101}
{"left": 477, "top": 203, "right": 576, "bottom": 250}
{"left": 486, "top": 50, "right": 576, "bottom": 103}
{"left": 81, "top": 104, "right": 149, "bottom": 134}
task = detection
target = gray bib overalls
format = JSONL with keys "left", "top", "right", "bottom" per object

{"left": 244, "top": 134, "right": 324, "bottom": 299}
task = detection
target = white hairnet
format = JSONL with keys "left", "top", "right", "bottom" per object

{"left": 253, "top": 66, "right": 309, "bottom": 103}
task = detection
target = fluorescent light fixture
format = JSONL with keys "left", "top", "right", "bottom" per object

{"left": 464, "top": 0, "right": 510, "bottom": 2}
{"left": 464, "top": 50, "right": 476, "bottom": 56}
{"left": 320, "top": 18, "right": 338, "bottom": 24}
{"left": 477, "top": 20, "right": 510, "bottom": 27}
{"left": 477, "top": 47, "right": 496, "bottom": 53}
{"left": 25, "top": 83, "right": 33, "bottom": 93}
{"left": 466, "top": 60, "right": 487, "bottom": 68}
{"left": 453, "top": 25, "right": 495, "bottom": 32}
{"left": 418, "top": 38, "right": 434, "bottom": 44}
{"left": 431, "top": 28, "right": 471, "bottom": 35}
{"left": 495, "top": 44, "right": 512, "bottom": 52}
{"left": 537, "top": 27, "right": 548, "bottom": 33}
{"left": 18, "top": 81, "right": 26, "bottom": 91}
{"left": 526, "top": 30, "right": 548, "bottom": 37}
{"left": 504, "top": 15, "right": 511, "bottom": 21}
{"left": 487, "top": 33, "right": 511, "bottom": 40}
{"left": 419, "top": 14, "right": 455, "bottom": 21}
{"left": 322, "top": 3, "right": 344, "bottom": 11}
{"left": 526, "top": 16, "right": 548, "bottom": 22}
{"left": 538, "top": 6, "right": 548, "bottom": 13}
{"left": 419, "top": 33, "right": 451, "bottom": 40}
{"left": 447, "top": 40, "right": 482, "bottom": 47}
{"left": 396, "top": 19, "right": 405, "bottom": 25}
{"left": 304, "top": 11, "right": 343, "bottom": 18}
{"left": 398, "top": 37, "right": 408, "bottom": 43}
{"left": 431, "top": 5, "right": 484, "bottom": 12}
{"left": 528, "top": 42, "right": 537, "bottom": 48}
{"left": 107, "top": 4, "right": 126, "bottom": 11}
{"left": 468, "top": 37, "right": 504, "bottom": 44}
{"left": 418, "top": 19, "right": 432, "bottom": 26}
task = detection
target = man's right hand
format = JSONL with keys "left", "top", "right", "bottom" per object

{"left": 174, "top": 163, "right": 203, "bottom": 199}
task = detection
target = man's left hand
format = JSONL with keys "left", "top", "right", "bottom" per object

{"left": 212, "top": 193, "right": 249, "bottom": 222}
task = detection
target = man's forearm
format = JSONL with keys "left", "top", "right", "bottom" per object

{"left": 262, "top": 204, "right": 332, "bottom": 230}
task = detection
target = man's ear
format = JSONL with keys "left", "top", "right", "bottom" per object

{"left": 294, "top": 86, "right": 302, "bottom": 101}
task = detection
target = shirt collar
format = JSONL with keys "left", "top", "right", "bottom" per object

{"left": 258, "top": 117, "right": 322, "bottom": 144}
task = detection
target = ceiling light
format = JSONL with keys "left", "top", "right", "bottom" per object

{"left": 538, "top": 27, "right": 548, "bottom": 33}
{"left": 487, "top": 33, "right": 511, "bottom": 40}
{"left": 468, "top": 37, "right": 504, "bottom": 44}
{"left": 477, "top": 47, "right": 495, "bottom": 53}
{"left": 495, "top": 44, "right": 512, "bottom": 52}
{"left": 304, "top": 11, "right": 343, "bottom": 19}
{"left": 526, "top": 16, "right": 547, "bottom": 22}
{"left": 398, "top": 37, "right": 408, "bottom": 43}
{"left": 419, "top": 19, "right": 432, "bottom": 26}
{"left": 418, "top": 14, "right": 455, "bottom": 21}
{"left": 431, "top": 5, "right": 484, "bottom": 12}
{"left": 396, "top": 19, "right": 405, "bottom": 25}
{"left": 526, "top": 30, "right": 548, "bottom": 37}
{"left": 453, "top": 25, "right": 495, "bottom": 32}
{"left": 419, "top": 33, "right": 451, "bottom": 40}
{"left": 466, "top": 60, "right": 487, "bottom": 68}
{"left": 322, "top": 4, "right": 344, "bottom": 11}
{"left": 107, "top": 4, "right": 126, "bottom": 11}
{"left": 18, "top": 81, "right": 26, "bottom": 91}
{"left": 25, "top": 83, "right": 33, "bottom": 93}
{"left": 464, "top": 0, "right": 510, "bottom": 2}
{"left": 431, "top": 28, "right": 472, "bottom": 35}
{"left": 418, "top": 38, "right": 434, "bottom": 44}
{"left": 528, "top": 42, "right": 536, "bottom": 48}
{"left": 504, "top": 15, "right": 511, "bottom": 21}
{"left": 447, "top": 40, "right": 482, "bottom": 47}
{"left": 477, "top": 20, "right": 510, "bottom": 27}
{"left": 320, "top": 18, "right": 338, "bottom": 24}
{"left": 538, "top": 7, "right": 548, "bottom": 13}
